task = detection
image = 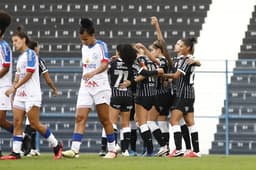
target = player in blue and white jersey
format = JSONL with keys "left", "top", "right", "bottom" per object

{"left": 1, "top": 27, "right": 63, "bottom": 160}
{"left": 62, "top": 18, "right": 117, "bottom": 159}
{"left": 0, "top": 10, "right": 13, "bottom": 157}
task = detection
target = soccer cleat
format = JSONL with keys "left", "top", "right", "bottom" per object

{"left": 142, "top": 152, "right": 154, "bottom": 157}
{"left": 62, "top": 149, "right": 79, "bottom": 158}
{"left": 53, "top": 142, "right": 63, "bottom": 160}
{"left": 155, "top": 145, "right": 169, "bottom": 157}
{"left": 103, "top": 151, "right": 117, "bottom": 159}
{"left": 141, "top": 147, "right": 147, "bottom": 156}
{"left": 27, "top": 149, "right": 40, "bottom": 157}
{"left": 167, "top": 149, "right": 184, "bottom": 157}
{"left": 98, "top": 150, "right": 107, "bottom": 157}
{"left": 183, "top": 151, "right": 201, "bottom": 158}
{"left": 121, "top": 150, "right": 129, "bottom": 157}
{"left": 115, "top": 144, "right": 121, "bottom": 153}
{"left": 0, "top": 152, "right": 21, "bottom": 160}
{"left": 129, "top": 150, "right": 137, "bottom": 156}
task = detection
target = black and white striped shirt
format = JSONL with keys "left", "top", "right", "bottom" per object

{"left": 108, "top": 58, "right": 133, "bottom": 97}
{"left": 39, "top": 57, "right": 48, "bottom": 75}
{"left": 133, "top": 55, "right": 157, "bottom": 97}
{"left": 156, "top": 56, "right": 172, "bottom": 95}
{"left": 175, "top": 56, "right": 195, "bottom": 99}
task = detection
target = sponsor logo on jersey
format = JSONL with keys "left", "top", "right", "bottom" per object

{"left": 16, "top": 90, "right": 27, "bottom": 97}
{"left": 84, "top": 80, "right": 99, "bottom": 87}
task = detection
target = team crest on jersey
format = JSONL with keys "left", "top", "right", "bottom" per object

{"left": 84, "top": 56, "right": 90, "bottom": 64}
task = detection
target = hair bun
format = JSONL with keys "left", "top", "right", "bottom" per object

{"left": 190, "top": 37, "right": 197, "bottom": 44}
{"left": 80, "top": 18, "right": 93, "bottom": 28}
{"left": 16, "top": 25, "right": 23, "bottom": 32}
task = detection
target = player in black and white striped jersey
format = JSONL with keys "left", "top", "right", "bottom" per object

{"left": 164, "top": 37, "right": 201, "bottom": 158}
{"left": 108, "top": 44, "right": 137, "bottom": 156}
{"left": 99, "top": 44, "right": 137, "bottom": 157}
{"left": 135, "top": 40, "right": 173, "bottom": 157}
{"left": 170, "top": 38, "right": 201, "bottom": 155}
{"left": 123, "top": 46, "right": 164, "bottom": 156}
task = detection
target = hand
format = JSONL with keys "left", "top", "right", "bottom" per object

{"left": 5, "top": 87, "right": 16, "bottom": 97}
{"left": 111, "top": 55, "right": 119, "bottom": 61}
{"left": 83, "top": 71, "right": 96, "bottom": 81}
{"left": 135, "top": 43, "right": 145, "bottom": 50}
{"left": 157, "top": 68, "right": 164, "bottom": 76}
{"left": 186, "top": 58, "right": 195, "bottom": 65}
{"left": 151, "top": 16, "right": 159, "bottom": 26}
{"left": 52, "top": 88, "right": 58, "bottom": 96}
{"left": 163, "top": 73, "right": 171, "bottom": 78}
{"left": 119, "top": 80, "right": 131, "bottom": 88}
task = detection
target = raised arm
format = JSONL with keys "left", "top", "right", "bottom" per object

{"left": 151, "top": 16, "right": 164, "bottom": 41}
{"left": 135, "top": 43, "right": 160, "bottom": 65}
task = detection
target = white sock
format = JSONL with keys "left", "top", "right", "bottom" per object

{"left": 46, "top": 133, "right": 58, "bottom": 147}
{"left": 71, "top": 141, "right": 81, "bottom": 153}
{"left": 13, "top": 137, "right": 22, "bottom": 154}
{"left": 107, "top": 141, "right": 116, "bottom": 152}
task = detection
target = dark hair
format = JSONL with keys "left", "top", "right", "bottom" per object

{"left": 152, "top": 39, "right": 173, "bottom": 68}
{"left": 181, "top": 37, "right": 197, "bottom": 54}
{"left": 117, "top": 44, "right": 137, "bottom": 68}
{"left": 27, "top": 40, "right": 38, "bottom": 50}
{"left": 12, "top": 26, "right": 30, "bottom": 45}
{"left": 79, "top": 18, "right": 95, "bottom": 35}
{"left": 0, "top": 10, "right": 11, "bottom": 36}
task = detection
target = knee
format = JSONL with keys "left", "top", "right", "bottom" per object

{"left": 100, "top": 118, "right": 111, "bottom": 127}
{"left": 75, "top": 114, "right": 86, "bottom": 123}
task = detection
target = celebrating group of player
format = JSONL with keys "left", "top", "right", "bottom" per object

{"left": 60, "top": 16, "right": 201, "bottom": 158}
{"left": 0, "top": 9, "right": 200, "bottom": 160}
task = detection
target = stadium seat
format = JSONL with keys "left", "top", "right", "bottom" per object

{"left": 1, "top": 0, "right": 212, "bottom": 154}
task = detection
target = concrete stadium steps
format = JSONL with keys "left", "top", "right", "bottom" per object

{"left": 210, "top": 140, "right": 256, "bottom": 154}
{"left": 2, "top": 0, "right": 210, "bottom": 57}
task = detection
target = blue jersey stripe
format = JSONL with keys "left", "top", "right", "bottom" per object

{"left": 26, "top": 49, "right": 36, "bottom": 68}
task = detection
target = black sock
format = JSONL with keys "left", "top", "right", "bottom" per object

{"left": 101, "top": 137, "right": 107, "bottom": 151}
{"left": 140, "top": 130, "right": 153, "bottom": 154}
{"left": 162, "top": 132, "right": 169, "bottom": 147}
{"left": 30, "top": 128, "right": 37, "bottom": 150}
{"left": 121, "top": 140, "right": 125, "bottom": 152}
{"left": 173, "top": 131, "right": 182, "bottom": 150}
{"left": 123, "top": 132, "right": 131, "bottom": 151}
{"left": 191, "top": 132, "right": 200, "bottom": 153}
{"left": 152, "top": 129, "right": 166, "bottom": 147}
{"left": 26, "top": 125, "right": 37, "bottom": 149}
{"left": 114, "top": 128, "right": 118, "bottom": 145}
{"left": 181, "top": 124, "right": 191, "bottom": 150}
{"left": 130, "top": 129, "right": 137, "bottom": 151}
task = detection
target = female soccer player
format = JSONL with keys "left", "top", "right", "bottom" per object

{"left": 22, "top": 40, "right": 59, "bottom": 156}
{"left": 62, "top": 18, "right": 117, "bottom": 159}
{"left": 107, "top": 44, "right": 137, "bottom": 156}
{"left": 1, "top": 27, "right": 63, "bottom": 160}
{"left": 164, "top": 38, "right": 201, "bottom": 158}
{"left": 0, "top": 10, "right": 13, "bottom": 156}
{"left": 121, "top": 45, "right": 164, "bottom": 156}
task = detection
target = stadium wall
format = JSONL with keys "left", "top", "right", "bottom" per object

{"left": 194, "top": 0, "right": 256, "bottom": 154}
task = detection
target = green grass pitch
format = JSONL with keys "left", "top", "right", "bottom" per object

{"left": 0, "top": 154, "right": 255, "bottom": 170}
